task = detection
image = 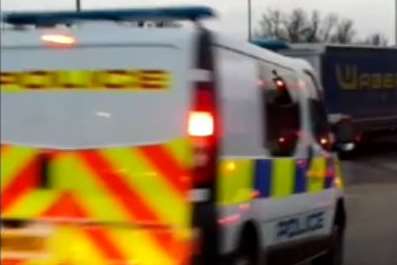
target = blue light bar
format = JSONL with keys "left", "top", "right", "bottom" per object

{"left": 252, "top": 38, "right": 290, "bottom": 51}
{"left": 3, "top": 6, "right": 216, "bottom": 26}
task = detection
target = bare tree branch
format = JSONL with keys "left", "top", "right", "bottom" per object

{"left": 364, "top": 33, "right": 389, "bottom": 46}
{"left": 331, "top": 19, "right": 356, "bottom": 44}
{"left": 255, "top": 8, "right": 385, "bottom": 46}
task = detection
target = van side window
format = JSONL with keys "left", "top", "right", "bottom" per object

{"left": 304, "top": 72, "right": 332, "bottom": 150}
{"left": 261, "top": 68, "right": 302, "bottom": 156}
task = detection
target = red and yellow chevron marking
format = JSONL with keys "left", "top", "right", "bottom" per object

{"left": 0, "top": 139, "right": 193, "bottom": 265}
{"left": 0, "top": 69, "right": 172, "bottom": 92}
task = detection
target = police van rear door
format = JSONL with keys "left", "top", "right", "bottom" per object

{"left": 1, "top": 21, "right": 198, "bottom": 265}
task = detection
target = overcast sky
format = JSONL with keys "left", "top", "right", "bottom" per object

{"left": 2, "top": 0, "right": 395, "bottom": 43}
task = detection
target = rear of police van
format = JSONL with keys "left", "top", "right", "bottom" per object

{"left": 0, "top": 13, "right": 219, "bottom": 265}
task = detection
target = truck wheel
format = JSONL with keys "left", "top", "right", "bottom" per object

{"left": 311, "top": 225, "right": 344, "bottom": 265}
{"left": 338, "top": 148, "right": 355, "bottom": 160}
{"left": 334, "top": 120, "right": 356, "bottom": 160}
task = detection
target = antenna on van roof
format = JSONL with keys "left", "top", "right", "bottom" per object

{"left": 2, "top": 6, "right": 216, "bottom": 26}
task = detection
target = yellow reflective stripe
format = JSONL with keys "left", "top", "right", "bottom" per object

{"left": 218, "top": 159, "right": 254, "bottom": 205}
{"left": 307, "top": 157, "right": 326, "bottom": 193}
{"left": 0, "top": 146, "right": 38, "bottom": 190}
{"left": 272, "top": 159, "right": 295, "bottom": 198}
{"left": 75, "top": 192, "right": 132, "bottom": 223}
{"left": 19, "top": 71, "right": 52, "bottom": 88}
{"left": 50, "top": 153, "right": 104, "bottom": 193}
{"left": 1, "top": 69, "right": 171, "bottom": 91}
{"left": 165, "top": 138, "right": 193, "bottom": 168}
{"left": 2, "top": 191, "right": 59, "bottom": 218}
{"left": 0, "top": 84, "right": 24, "bottom": 92}
{"left": 16, "top": 260, "right": 49, "bottom": 265}
{"left": 334, "top": 158, "right": 344, "bottom": 189}
{"left": 110, "top": 228, "right": 175, "bottom": 265}
{"left": 47, "top": 227, "right": 108, "bottom": 265}
{"left": 138, "top": 71, "right": 172, "bottom": 87}
{"left": 50, "top": 154, "right": 130, "bottom": 222}
{"left": 55, "top": 71, "right": 93, "bottom": 88}
{"left": 101, "top": 148, "right": 190, "bottom": 227}
{"left": 96, "top": 70, "right": 138, "bottom": 88}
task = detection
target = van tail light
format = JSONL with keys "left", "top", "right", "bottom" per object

{"left": 188, "top": 111, "right": 214, "bottom": 137}
{"left": 188, "top": 83, "right": 219, "bottom": 187}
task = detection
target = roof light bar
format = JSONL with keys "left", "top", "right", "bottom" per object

{"left": 2, "top": 6, "right": 216, "bottom": 26}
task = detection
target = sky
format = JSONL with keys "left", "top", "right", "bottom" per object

{"left": 2, "top": 0, "right": 395, "bottom": 43}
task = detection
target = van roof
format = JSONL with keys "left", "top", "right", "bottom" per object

{"left": 0, "top": 22, "right": 198, "bottom": 48}
{"left": 214, "top": 33, "right": 304, "bottom": 71}
{"left": 2, "top": 20, "right": 302, "bottom": 76}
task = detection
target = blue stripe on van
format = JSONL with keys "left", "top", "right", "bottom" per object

{"left": 324, "top": 158, "right": 334, "bottom": 189}
{"left": 294, "top": 159, "right": 307, "bottom": 193}
{"left": 254, "top": 160, "right": 272, "bottom": 198}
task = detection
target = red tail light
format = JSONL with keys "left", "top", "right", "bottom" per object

{"left": 188, "top": 111, "right": 214, "bottom": 137}
{"left": 189, "top": 83, "right": 218, "bottom": 187}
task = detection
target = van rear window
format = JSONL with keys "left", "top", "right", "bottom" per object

{"left": 260, "top": 68, "right": 302, "bottom": 156}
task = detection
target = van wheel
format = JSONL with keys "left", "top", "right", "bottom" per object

{"left": 312, "top": 225, "right": 344, "bottom": 265}
{"left": 233, "top": 226, "right": 260, "bottom": 265}
{"left": 234, "top": 247, "right": 257, "bottom": 265}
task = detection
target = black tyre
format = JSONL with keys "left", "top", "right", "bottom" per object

{"left": 312, "top": 225, "right": 344, "bottom": 265}
{"left": 233, "top": 227, "right": 261, "bottom": 265}
{"left": 234, "top": 245, "right": 257, "bottom": 265}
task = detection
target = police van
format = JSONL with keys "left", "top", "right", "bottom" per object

{"left": 0, "top": 7, "right": 346, "bottom": 265}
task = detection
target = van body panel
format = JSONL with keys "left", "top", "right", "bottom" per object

{"left": 1, "top": 26, "right": 198, "bottom": 148}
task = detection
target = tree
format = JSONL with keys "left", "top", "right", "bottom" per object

{"left": 364, "top": 33, "right": 389, "bottom": 46}
{"left": 331, "top": 19, "right": 356, "bottom": 44}
{"left": 255, "top": 8, "right": 387, "bottom": 45}
{"left": 257, "top": 9, "right": 287, "bottom": 40}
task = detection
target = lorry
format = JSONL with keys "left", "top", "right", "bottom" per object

{"left": 281, "top": 44, "right": 397, "bottom": 155}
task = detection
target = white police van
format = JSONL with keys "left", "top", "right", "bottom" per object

{"left": 1, "top": 6, "right": 345, "bottom": 265}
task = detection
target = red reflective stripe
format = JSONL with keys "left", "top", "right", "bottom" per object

{"left": 78, "top": 151, "right": 173, "bottom": 251}
{"left": 85, "top": 227, "right": 125, "bottom": 261}
{"left": 139, "top": 146, "right": 190, "bottom": 197}
{"left": 79, "top": 151, "right": 162, "bottom": 222}
{"left": 41, "top": 193, "right": 126, "bottom": 261}
{"left": 42, "top": 193, "right": 86, "bottom": 218}
{"left": 1, "top": 260, "right": 24, "bottom": 265}
{"left": 1, "top": 158, "right": 40, "bottom": 212}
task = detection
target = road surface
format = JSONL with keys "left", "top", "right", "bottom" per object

{"left": 342, "top": 136, "right": 397, "bottom": 265}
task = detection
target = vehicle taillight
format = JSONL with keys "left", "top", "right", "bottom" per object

{"left": 189, "top": 83, "right": 218, "bottom": 187}
{"left": 188, "top": 111, "right": 214, "bottom": 137}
